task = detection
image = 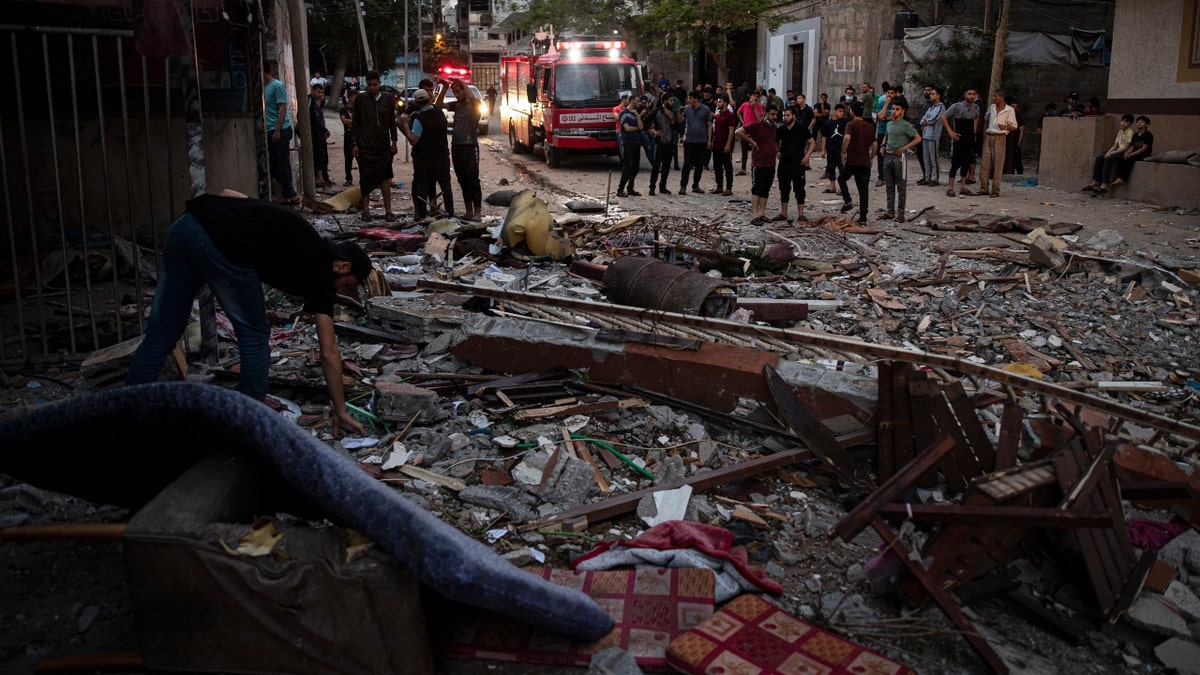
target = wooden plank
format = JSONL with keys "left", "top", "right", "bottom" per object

{"left": 919, "top": 374, "right": 985, "bottom": 483}
{"left": 397, "top": 465, "right": 468, "bottom": 491}
{"left": 891, "top": 362, "right": 916, "bottom": 473}
{"left": 908, "top": 371, "right": 954, "bottom": 489}
{"left": 995, "top": 402, "right": 1025, "bottom": 470}
{"left": 1053, "top": 443, "right": 1117, "bottom": 612}
{"left": 595, "top": 328, "right": 703, "bottom": 350}
{"left": 876, "top": 503, "right": 1112, "bottom": 528}
{"left": 945, "top": 380, "right": 998, "bottom": 472}
{"left": 1111, "top": 547, "right": 1158, "bottom": 622}
{"left": 574, "top": 443, "right": 612, "bottom": 494}
{"left": 832, "top": 435, "right": 956, "bottom": 541}
{"left": 877, "top": 360, "right": 896, "bottom": 480}
{"left": 513, "top": 397, "right": 648, "bottom": 421}
{"left": 764, "top": 365, "right": 872, "bottom": 491}
{"left": 523, "top": 448, "right": 812, "bottom": 530}
{"left": 871, "top": 517, "right": 1011, "bottom": 675}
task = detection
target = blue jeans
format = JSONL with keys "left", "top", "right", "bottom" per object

{"left": 269, "top": 127, "right": 296, "bottom": 198}
{"left": 125, "top": 212, "right": 271, "bottom": 400}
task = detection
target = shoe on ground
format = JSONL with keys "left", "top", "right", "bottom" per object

{"left": 875, "top": 179, "right": 885, "bottom": 187}
{"left": 840, "top": 202, "right": 854, "bottom": 213}
{"left": 649, "top": 188, "right": 656, "bottom": 196}
{"left": 750, "top": 215, "right": 767, "bottom": 225}
{"left": 710, "top": 188, "right": 723, "bottom": 194}
{"left": 960, "top": 188, "right": 974, "bottom": 196}
{"left": 989, "top": 191, "right": 1000, "bottom": 198}
{"left": 678, "top": 187, "right": 688, "bottom": 194}
{"left": 796, "top": 214, "right": 808, "bottom": 222}
{"left": 946, "top": 189, "right": 956, "bottom": 197}
{"left": 856, "top": 216, "right": 868, "bottom": 224}
{"left": 627, "top": 190, "right": 642, "bottom": 196}
{"left": 616, "top": 190, "right": 627, "bottom": 198}
{"left": 344, "top": 179, "right": 353, "bottom": 186}
{"left": 722, "top": 189, "right": 732, "bottom": 196}
{"left": 915, "top": 179, "right": 928, "bottom": 186}
{"left": 965, "top": 178, "right": 977, "bottom": 185}
{"left": 736, "top": 169, "right": 748, "bottom": 176}
{"left": 895, "top": 215, "right": 906, "bottom": 223}
{"left": 927, "top": 180, "right": 939, "bottom": 186}
{"left": 659, "top": 187, "right": 672, "bottom": 194}
{"left": 879, "top": 212, "right": 895, "bottom": 220}
{"left": 692, "top": 185, "right": 703, "bottom": 193}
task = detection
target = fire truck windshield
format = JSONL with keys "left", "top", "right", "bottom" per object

{"left": 552, "top": 63, "right": 640, "bottom": 108}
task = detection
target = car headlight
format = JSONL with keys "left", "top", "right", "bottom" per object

{"left": 480, "top": 101, "right": 489, "bottom": 116}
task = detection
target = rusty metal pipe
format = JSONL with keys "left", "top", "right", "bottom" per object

{"left": 1, "top": 523, "right": 127, "bottom": 542}
{"left": 602, "top": 257, "right": 735, "bottom": 318}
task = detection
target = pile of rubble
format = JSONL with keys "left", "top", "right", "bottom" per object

{"left": 6, "top": 187, "right": 1200, "bottom": 674}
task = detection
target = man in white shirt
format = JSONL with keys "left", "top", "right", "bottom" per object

{"left": 980, "top": 89, "right": 1017, "bottom": 198}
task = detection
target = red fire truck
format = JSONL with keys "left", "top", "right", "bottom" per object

{"left": 500, "top": 36, "right": 643, "bottom": 167}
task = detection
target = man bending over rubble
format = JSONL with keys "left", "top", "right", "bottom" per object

{"left": 125, "top": 189, "right": 370, "bottom": 437}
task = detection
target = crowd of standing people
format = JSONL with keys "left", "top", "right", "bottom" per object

{"left": 271, "top": 66, "right": 1127, "bottom": 228}
{"left": 612, "top": 74, "right": 1062, "bottom": 225}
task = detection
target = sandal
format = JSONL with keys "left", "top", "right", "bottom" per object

{"left": 822, "top": 188, "right": 837, "bottom": 194}
{"left": 360, "top": 213, "right": 373, "bottom": 222}
{"left": 960, "top": 188, "right": 974, "bottom": 196}
{"left": 879, "top": 212, "right": 895, "bottom": 220}
{"left": 384, "top": 213, "right": 397, "bottom": 223}
{"left": 770, "top": 213, "right": 789, "bottom": 222}
{"left": 946, "top": 189, "right": 956, "bottom": 197}
{"left": 750, "top": 216, "right": 767, "bottom": 225}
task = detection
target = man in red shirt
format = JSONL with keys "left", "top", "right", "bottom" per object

{"left": 838, "top": 102, "right": 878, "bottom": 225}
{"left": 734, "top": 105, "right": 780, "bottom": 225}
{"left": 710, "top": 94, "right": 738, "bottom": 195}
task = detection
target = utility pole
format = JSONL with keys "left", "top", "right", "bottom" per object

{"left": 418, "top": 0, "right": 424, "bottom": 77}
{"left": 988, "top": 0, "right": 1012, "bottom": 96}
{"left": 404, "top": 0, "right": 409, "bottom": 86}
{"left": 289, "top": 0, "right": 315, "bottom": 197}
{"left": 354, "top": 0, "right": 374, "bottom": 71}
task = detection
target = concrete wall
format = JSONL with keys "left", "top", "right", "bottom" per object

{"left": 1038, "top": 116, "right": 1114, "bottom": 191}
{"left": 1, "top": 115, "right": 261, "bottom": 248}
{"left": 1108, "top": 0, "right": 1200, "bottom": 109}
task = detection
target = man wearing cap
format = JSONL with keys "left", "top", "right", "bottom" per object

{"left": 125, "top": 189, "right": 371, "bottom": 437}
{"left": 399, "top": 86, "right": 454, "bottom": 220}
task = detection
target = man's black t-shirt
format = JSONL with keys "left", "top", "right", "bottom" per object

{"left": 187, "top": 194, "right": 337, "bottom": 316}
{"left": 776, "top": 122, "right": 813, "bottom": 166}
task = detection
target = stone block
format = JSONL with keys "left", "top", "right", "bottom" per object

{"left": 373, "top": 381, "right": 441, "bottom": 423}
{"left": 540, "top": 454, "right": 596, "bottom": 509}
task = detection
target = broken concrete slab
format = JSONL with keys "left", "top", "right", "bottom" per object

{"left": 458, "top": 485, "right": 538, "bottom": 522}
{"left": 450, "top": 313, "right": 877, "bottom": 422}
{"left": 1154, "top": 637, "right": 1200, "bottom": 674}
{"left": 539, "top": 453, "right": 596, "bottom": 509}
{"left": 368, "top": 295, "right": 469, "bottom": 344}
{"left": 1125, "top": 593, "right": 1192, "bottom": 638}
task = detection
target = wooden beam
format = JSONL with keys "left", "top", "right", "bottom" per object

{"left": 764, "top": 364, "right": 871, "bottom": 491}
{"left": 832, "top": 435, "right": 956, "bottom": 542}
{"left": 876, "top": 503, "right": 1112, "bottom": 528}
{"left": 872, "top": 517, "right": 1010, "bottom": 675}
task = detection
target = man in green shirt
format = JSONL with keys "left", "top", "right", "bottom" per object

{"left": 878, "top": 102, "right": 921, "bottom": 222}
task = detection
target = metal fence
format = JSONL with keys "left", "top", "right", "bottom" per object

{"left": 0, "top": 23, "right": 207, "bottom": 367}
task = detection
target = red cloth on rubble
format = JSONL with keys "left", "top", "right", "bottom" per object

{"left": 1128, "top": 518, "right": 1191, "bottom": 550}
{"left": 571, "top": 520, "right": 783, "bottom": 595}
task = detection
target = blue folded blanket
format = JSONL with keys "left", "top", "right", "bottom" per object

{"left": 0, "top": 382, "right": 614, "bottom": 641}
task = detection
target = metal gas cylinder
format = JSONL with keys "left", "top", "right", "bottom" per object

{"left": 602, "top": 256, "right": 737, "bottom": 318}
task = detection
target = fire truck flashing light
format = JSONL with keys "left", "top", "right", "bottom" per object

{"left": 555, "top": 39, "right": 626, "bottom": 51}
{"left": 439, "top": 64, "right": 471, "bottom": 81}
